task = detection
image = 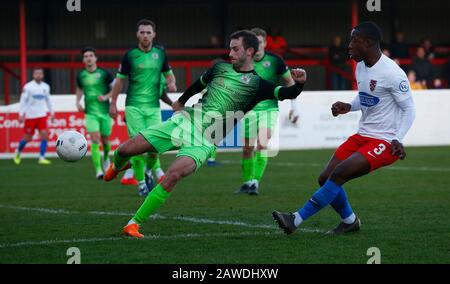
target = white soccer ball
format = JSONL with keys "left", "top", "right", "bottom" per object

{"left": 56, "top": 130, "right": 88, "bottom": 162}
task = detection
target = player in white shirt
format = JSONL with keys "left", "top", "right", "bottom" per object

{"left": 14, "top": 68, "right": 55, "bottom": 165}
{"left": 273, "top": 21, "right": 416, "bottom": 235}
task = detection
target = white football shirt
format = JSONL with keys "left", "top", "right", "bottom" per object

{"left": 19, "top": 80, "right": 53, "bottom": 119}
{"left": 353, "top": 54, "right": 413, "bottom": 142}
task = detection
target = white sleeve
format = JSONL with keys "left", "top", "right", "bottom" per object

{"left": 350, "top": 95, "right": 361, "bottom": 111}
{"left": 19, "top": 86, "right": 30, "bottom": 117}
{"left": 290, "top": 97, "right": 300, "bottom": 115}
{"left": 45, "top": 86, "right": 54, "bottom": 115}
{"left": 393, "top": 96, "right": 416, "bottom": 142}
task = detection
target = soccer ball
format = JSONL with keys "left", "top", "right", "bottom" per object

{"left": 56, "top": 130, "right": 88, "bottom": 162}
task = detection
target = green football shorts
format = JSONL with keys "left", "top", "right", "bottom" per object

{"left": 139, "top": 112, "right": 216, "bottom": 171}
{"left": 125, "top": 105, "right": 162, "bottom": 138}
{"left": 85, "top": 113, "right": 113, "bottom": 136}
{"left": 242, "top": 110, "right": 279, "bottom": 139}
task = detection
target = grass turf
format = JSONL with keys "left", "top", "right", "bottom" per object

{"left": 0, "top": 146, "right": 449, "bottom": 264}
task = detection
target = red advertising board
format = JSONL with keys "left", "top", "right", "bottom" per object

{"left": 0, "top": 111, "right": 128, "bottom": 154}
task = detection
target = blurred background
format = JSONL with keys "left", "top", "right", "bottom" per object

{"left": 1, "top": 0, "right": 449, "bottom": 104}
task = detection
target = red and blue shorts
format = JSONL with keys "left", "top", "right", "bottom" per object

{"left": 335, "top": 134, "right": 399, "bottom": 171}
{"left": 24, "top": 116, "right": 48, "bottom": 136}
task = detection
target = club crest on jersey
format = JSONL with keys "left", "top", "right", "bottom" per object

{"left": 95, "top": 73, "right": 101, "bottom": 79}
{"left": 263, "top": 61, "right": 271, "bottom": 68}
{"left": 370, "top": 79, "right": 377, "bottom": 92}
{"left": 399, "top": 80, "right": 409, "bottom": 92}
{"left": 359, "top": 91, "right": 380, "bottom": 107}
{"left": 241, "top": 74, "right": 251, "bottom": 84}
{"left": 152, "top": 53, "right": 159, "bottom": 60}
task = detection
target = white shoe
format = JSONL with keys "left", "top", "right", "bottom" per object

{"left": 102, "top": 158, "right": 111, "bottom": 172}
{"left": 96, "top": 171, "right": 104, "bottom": 180}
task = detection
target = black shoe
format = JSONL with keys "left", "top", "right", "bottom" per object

{"left": 328, "top": 216, "right": 361, "bottom": 235}
{"left": 248, "top": 184, "right": 259, "bottom": 196}
{"left": 235, "top": 183, "right": 250, "bottom": 194}
{"left": 272, "top": 211, "right": 297, "bottom": 235}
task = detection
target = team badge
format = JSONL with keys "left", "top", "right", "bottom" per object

{"left": 152, "top": 53, "right": 159, "bottom": 60}
{"left": 241, "top": 74, "right": 251, "bottom": 84}
{"left": 96, "top": 73, "right": 101, "bottom": 79}
{"left": 399, "top": 80, "right": 409, "bottom": 92}
{"left": 263, "top": 61, "right": 271, "bottom": 68}
{"left": 370, "top": 79, "right": 377, "bottom": 92}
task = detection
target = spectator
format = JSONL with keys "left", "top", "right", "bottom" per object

{"left": 266, "top": 27, "right": 288, "bottom": 53}
{"left": 407, "top": 70, "right": 426, "bottom": 90}
{"left": 420, "top": 38, "right": 435, "bottom": 61}
{"left": 433, "top": 78, "right": 443, "bottom": 89}
{"left": 329, "top": 35, "right": 348, "bottom": 90}
{"left": 411, "top": 46, "right": 435, "bottom": 86}
{"left": 390, "top": 32, "right": 410, "bottom": 59}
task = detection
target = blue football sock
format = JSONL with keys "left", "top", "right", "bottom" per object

{"left": 17, "top": 139, "right": 27, "bottom": 152}
{"left": 298, "top": 179, "right": 343, "bottom": 220}
{"left": 40, "top": 140, "right": 48, "bottom": 157}
{"left": 330, "top": 187, "right": 354, "bottom": 220}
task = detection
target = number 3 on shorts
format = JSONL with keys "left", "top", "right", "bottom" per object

{"left": 373, "top": 143, "right": 386, "bottom": 155}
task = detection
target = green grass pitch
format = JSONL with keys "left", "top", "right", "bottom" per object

{"left": 0, "top": 146, "right": 449, "bottom": 264}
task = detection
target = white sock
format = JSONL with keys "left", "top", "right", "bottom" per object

{"left": 123, "top": 168, "right": 134, "bottom": 179}
{"left": 293, "top": 212, "right": 303, "bottom": 227}
{"left": 244, "top": 180, "right": 253, "bottom": 186}
{"left": 127, "top": 219, "right": 136, "bottom": 226}
{"left": 252, "top": 179, "right": 259, "bottom": 188}
{"left": 342, "top": 213, "right": 356, "bottom": 224}
{"left": 154, "top": 168, "right": 165, "bottom": 180}
{"left": 138, "top": 180, "right": 146, "bottom": 187}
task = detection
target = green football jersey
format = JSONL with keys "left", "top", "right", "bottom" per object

{"left": 117, "top": 45, "right": 172, "bottom": 108}
{"left": 252, "top": 51, "right": 290, "bottom": 111}
{"left": 179, "top": 62, "right": 297, "bottom": 143}
{"left": 76, "top": 67, "right": 114, "bottom": 115}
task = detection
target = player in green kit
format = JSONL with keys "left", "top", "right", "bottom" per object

{"left": 103, "top": 30, "right": 307, "bottom": 238}
{"left": 120, "top": 74, "right": 169, "bottom": 187}
{"left": 109, "top": 19, "right": 177, "bottom": 196}
{"left": 236, "top": 27, "right": 300, "bottom": 195}
{"left": 76, "top": 47, "right": 114, "bottom": 179}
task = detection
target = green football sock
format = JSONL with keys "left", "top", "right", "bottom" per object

{"left": 131, "top": 156, "right": 145, "bottom": 182}
{"left": 103, "top": 143, "right": 110, "bottom": 161}
{"left": 254, "top": 151, "right": 269, "bottom": 182}
{"left": 209, "top": 147, "right": 217, "bottom": 160}
{"left": 241, "top": 156, "right": 255, "bottom": 183}
{"left": 91, "top": 143, "right": 102, "bottom": 172}
{"left": 132, "top": 184, "right": 171, "bottom": 225}
{"left": 113, "top": 149, "right": 130, "bottom": 170}
{"left": 146, "top": 154, "right": 158, "bottom": 170}
{"left": 152, "top": 157, "right": 161, "bottom": 170}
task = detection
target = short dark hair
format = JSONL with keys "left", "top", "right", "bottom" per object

{"left": 136, "top": 19, "right": 156, "bottom": 31}
{"left": 354, "top": 21, "right": 383, "bottom": 44}
{"left": 251, "top": 27, "right": 267, "bottom": 39}
{"left": 81, "top": 46, "right": 97, "bottom": 56}
{"left": 230, "top": 30, "right": 259, "bottom": 56}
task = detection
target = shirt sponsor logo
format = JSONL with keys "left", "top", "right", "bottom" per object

{"left": 32, "top": 94, "right": 46, "bottom": 100}
{"left": 399, "top": 80, "right": 409, "bottom": 92}
{"left": 359, "top": 92, "right": 380, "bottom": 107}
{"left": 370, "top": 79, "right": 377, "bottom": 92}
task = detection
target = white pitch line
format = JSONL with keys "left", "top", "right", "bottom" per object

{"left": 0, "top": 231, "right": 278, "bottom": 249}
{"left": 0, "top": 204, "right": 326, "bottom": 234}
{"left": 220, "top": 160, "right": 450, "bottom": 172}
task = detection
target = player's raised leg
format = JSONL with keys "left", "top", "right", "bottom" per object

{"left": 123, "top": 156, "right": 197, "bottom": 238}
{"left": 104, "top": 134, "right": 157, "bottom": 181}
